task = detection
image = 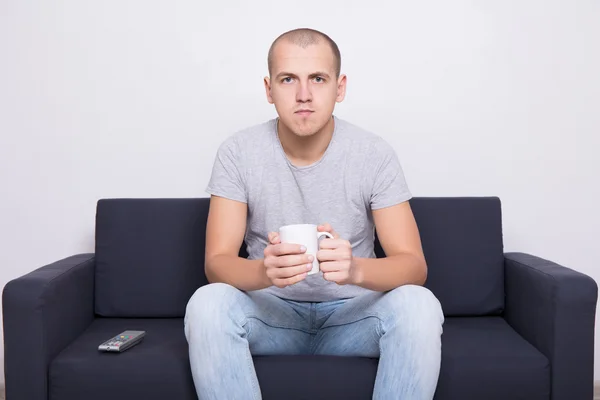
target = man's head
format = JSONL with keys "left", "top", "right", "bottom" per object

{"left": 264, "top": 28, "right": 347, "bottom": 137}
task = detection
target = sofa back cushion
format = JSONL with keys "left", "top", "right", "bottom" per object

{"left": 95, "top": 199, "right": 210, "bottom": 317}
{"left": 95, "top": 197, "right": 504, "bottom": 317}
{"left": 377, "top": 197, "right": 505, "bottom": 316}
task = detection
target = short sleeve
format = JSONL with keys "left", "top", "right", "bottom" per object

{"left": 369, "top": 139, "right": 412, "bottom": 210}
{"left": 205, "top": 137, "right": 247, "bottom": 203}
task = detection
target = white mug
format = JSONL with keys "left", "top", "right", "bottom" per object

{"left": 278, "top": 224, "right": 334, "bottom": 275}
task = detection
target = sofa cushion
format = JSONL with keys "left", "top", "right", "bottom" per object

{"left": 94, "top": 199, "right": 210, "bottom": 317}
{"left": 255, "top": 355, "right": 378, "bottom": 399}
{"left": 406, "top": 197, "right": 505, "bottom": 316}
{"left": 256, "top": 317, "right": 550, "bottom": 399}
{"left": 49, "top": 318, "right": 197, "bottom": 400}
{"left": 94, "top": 197, "right": 504, "bottom": 317}
{"left": 48, "top": 317, "right": 378, "bottom": 400}
{"left": 49, "top": 317, "right": 549, "bottom": 400}
{"left": 435, "top": 317, "right": 550, "bottom": 399}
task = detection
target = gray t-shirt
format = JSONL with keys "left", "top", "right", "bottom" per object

{"left": 206, "top": 115, "right": 412, "bottom": 302}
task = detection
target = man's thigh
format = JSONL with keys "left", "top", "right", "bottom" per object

{"left": 310, "top": 285, "right": 442, "bottom": 357}
{"left": 244, "top": 290, "right": 313, "bottom": 356}
{"left": 310, "top": 292, "right": 384, "bottom": 357}
{"left": 185, "top": 284, "right": 314, "bottom": 356}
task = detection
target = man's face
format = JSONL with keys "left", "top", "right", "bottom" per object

{"left": 265, "top": 40, "right": 346, "bottom": 137}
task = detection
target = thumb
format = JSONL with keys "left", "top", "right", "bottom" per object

{"left": 268, "top": 232, "right": 281, "bottom": 245}
{"left": 318, "top": 223, "right": 340, "bottom": 239}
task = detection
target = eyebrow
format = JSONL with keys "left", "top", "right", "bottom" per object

{"left": 275, "top": 71, "right": 332, "bottom": 80}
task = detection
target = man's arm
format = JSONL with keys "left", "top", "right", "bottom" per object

{"left": 205, "top": 195, "right": 312, "bottom": 291}
{"left": 317, "top": 201, "right": 427, "bottom": 292}
{"left": 204, "top": 195, "right": 272, "bottom": 291}
{"left": 353, "top": 201, "right": 427, "bottom": 291}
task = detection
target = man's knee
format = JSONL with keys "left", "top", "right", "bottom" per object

{"left": 184, "top": 283, "right": 242, "bottom": 336}
{"left": 383, "top": 284, "right": 444, "bottom": 331}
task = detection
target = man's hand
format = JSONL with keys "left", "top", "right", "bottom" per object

{"left": 263, "top": 232, "right": 314, "bottom": 288}
{"left": 317, "top": 223, "right": 360, "bottom": 285}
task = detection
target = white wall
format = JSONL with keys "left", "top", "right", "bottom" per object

{"left": 1, "top": 0, "right": 599, "bottom": 384}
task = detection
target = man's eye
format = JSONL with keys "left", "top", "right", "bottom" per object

{"left": 282, "top": 77, "right": 293, "bottom": 83}
{"left": 314, "top": 77, "right": 324, "bottom": 83}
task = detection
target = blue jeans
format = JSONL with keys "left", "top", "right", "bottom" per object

{"left": 184, "top": 283, "right": 444, "bottom": 399}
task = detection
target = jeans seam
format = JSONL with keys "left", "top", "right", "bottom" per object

{"left": 309, "top": 331, "right": 317, "bottom": 355}
{"left": 375, "top": 315, "right": 383, "bottom": 337}
{"left": 240, "top": 317, "right": 261, "bottom": 400}
{"left": 245, "top": 315, "right": 314, "bottom": 335}
{"left": 320, "top": 314, "right": 383, "bottom": 331}
{"left": 241, "top": 317, "right": 252, "bottom": 339}
{"left": 246, "top": 348, "right": 260, "bottom": 400}
{"left": 310, "top": 315, "right": 383, "bottom": 355}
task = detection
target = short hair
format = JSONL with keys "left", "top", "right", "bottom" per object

{"left": 267, "top": 28, "right": 341, "bottom": 77}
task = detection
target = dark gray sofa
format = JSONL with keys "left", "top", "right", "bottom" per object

{"left": 3, "top": 197, "right": 597, "bottom": 399}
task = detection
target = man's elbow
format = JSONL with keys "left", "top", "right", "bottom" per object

{"left": 414, "top": 256, "right": 428, "bottom": 286}
{"left": 204, "top": 254, "right": 220, "bottom": 284}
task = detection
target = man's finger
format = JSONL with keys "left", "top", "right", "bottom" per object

{"left": 318, "top": 223, "right": 333, "bottom": 231}
{"left": 268, "top": 232, "right": 281, "bottom": 244}
{"left": 319, "top": 239, "right": 350, "bottom": 250}
{"left": 322, "top": 271, "right": 346, "bottom": 284}
{"left": 270, "top": 243, "right": 306, "bottom": 256}
{"left": 319, "top": 261, "right": 344, "bottom": 273}
{"left": 316, "top": 249, "right": 338, "bottom": 262}
{"left": 318, "top": 222, "right": 340, "bottom": 239}
{"left": 274, "top": 272, "right": 308, "bottom": 288}
{"left": 275, "top": 254, "right": 313, "bottom": 268}
{"left": 270, "top": 263, "right": 312, "bottom": 279}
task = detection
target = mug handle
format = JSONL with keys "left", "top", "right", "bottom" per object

{"left": 317, "top": 232, "right": 334, "bottom": 240}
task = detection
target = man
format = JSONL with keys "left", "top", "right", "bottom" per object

{"left": 184, "top": 28, "right": 444, "bottom": 399}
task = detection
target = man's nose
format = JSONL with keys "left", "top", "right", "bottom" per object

{"left": 296, "top": 81, "right": 312, "bottom": 102}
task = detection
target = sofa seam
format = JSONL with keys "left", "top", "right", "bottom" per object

{"left": 39, "top": 254, "right": 95, "bottom": 397}
{"left": 505, "top": 255, "right": 557, "bottom": 396}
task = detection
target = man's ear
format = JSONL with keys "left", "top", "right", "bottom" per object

{"left": 336, "top": 74, "right": 347, "bottom": 103}
{"left": 264, "top": 76, "right": 274, "bottom": 104}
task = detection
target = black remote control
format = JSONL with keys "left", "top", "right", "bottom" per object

{"left": 98, "top": 330, "right": 146, "bottom": 352}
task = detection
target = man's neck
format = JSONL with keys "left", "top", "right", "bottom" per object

{"left": 277, "top": 116, "right": 335, "bottom": 167}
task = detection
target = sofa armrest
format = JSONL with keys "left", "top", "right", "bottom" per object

{"left": 504, "top": 252, "right": 597, "bottom": 400}
{"left": 2, "top": 254, "right": 96, "bottom": 400}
